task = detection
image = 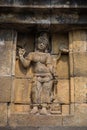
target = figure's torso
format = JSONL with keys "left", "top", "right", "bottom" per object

{"left": 30, "top": 52, "right": 51, "bottom": 74}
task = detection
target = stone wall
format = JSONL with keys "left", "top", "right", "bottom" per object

{"left": 0, "top": 0, "right": 87, "bottom": 129}
{"left": 0, "top": 30, "right": 87, "bottom": 127}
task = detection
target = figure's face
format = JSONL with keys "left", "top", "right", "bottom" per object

{"left": 37, "top": 36, "right": 48, "bottom": 51}
{"left": 37, "top": 40, "right": 47, "bottom": 51}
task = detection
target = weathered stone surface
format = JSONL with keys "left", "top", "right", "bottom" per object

{"left": 10, "top": 104, "right": 30, "bottom": 114}
{"left": 0, "top": 0, "right": 87, "bottom": 6}
{"left": 56, "top": 55, "right": 69, "bottom": 79}
{"left": 51, "top": 0, "right": 87, "bottom": 6}
{"left": 11, "top": 31, "right": 17, "bottom": 76}
{"left": 69, "top": 31, "right": 87, "bottom": 52}
{"left": 69, "top": 53, "right": 74, "bottom": 76}
{"left": 74, "top": 77, "right": 87, "bottom": 103}
{"left": 74, "top": 52, "right": 87, "bottom": 76}
{"left": 70, "top": 78, "right": 74, "bottom": 103}
{"left": 62, "top": 105, "right": 69, "bottom": 115}
{"left": 13, "top": 78, "right": 32, "bottom": 104}
{"left": 0, "top": 77, "right": 12, "bottom": 102}
{"left": 0, "top": 30, "right": 16, "bottom": 76}
{"left": 9, "top": 114, "right": 62, "bottom": 127}
{"left": 52, "top": 33, "right": 68, "bottom": 54}
{"left": 15, "top": 33, "right": 34, "bottom": 78}
{"left": 57, "top": 80, "right": 69, "bottom": 104}
{"left": 0, "top": 103, "right": 7, "bottom": 126}
{"left": 63, "top": 104, "right": 87, "bottom": 126}
{"left": 33, "top": 0, "right": 50, "bottom": 6}
{"left": 51, "top": 12, "right": 79, "bottom": 24}
{"left": 15, "top": 60, "right": 27, "bottom": 77}
{"left": 70, "top": 104, "right": 75, "bottom": 115}
{"left": 0, "top": 50, "right": 12, "bottom": 76}
{"left": 17, "top": 33, "right": 34, "bottom": 55}
{"left": 0, "top": 13, "right": 50, "bottom": 25}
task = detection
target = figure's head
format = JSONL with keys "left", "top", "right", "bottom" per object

{"left": 36, "top": 32, "right": 49, "bottom": 52}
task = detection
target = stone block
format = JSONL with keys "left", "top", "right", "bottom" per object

{"left": 74, "top": 104, "right": 87, "bottom": 125}
{"left": 69, "top": 53, "right": 74, "bottom": 76}
{"left": 15, "top": 59, "right": 33, "bottom": 78}
{"left": 15, "top": 60, "right": 27, "bottom": 77}
{"left": 62, "top": 105, "right": 69, "bottom": 115}
{"left": 0, "top": 103, "right": 7, "bottom": 126}
{"left": 56, "top": 55, "right": 69, "bottom": 79}
{"left": 9, "top": 114, "right": 62, "bottom": 127}
{"left": 74, "top": 52, "right": 87, "bottom": 76}
{"left": 70, "top": 104, "right": 75, "bottom": 115}
{"left": 74, "top": 77, "right": 87, "bottom": 103}
{"left": 63, "top": 104, "right": 87, "bottom": 126}
{"left": 10, "top": 104, "right": 30, "bottom": 114}
{"left": 0, "top": 77, "right": 12, "bottom": 102}
{"left": 51, "top": 33, "right": 68, "bottom": 54}
{"left": 57, "top": 80, "right": 69, "bottom": 104}
{"left": 13, "top": 78, "right": 32, "bottom": 104}
{"left": 70, "top": 78, "right": 75, "bottom": 103}
{"left": 69, "top": 31, "right": 87, "bottom": 52}
{"left": 0, "top": 30, "right": 16, "bottom": 76}
{"left": 12, "top": 31, "right": 17, "bottom": 76}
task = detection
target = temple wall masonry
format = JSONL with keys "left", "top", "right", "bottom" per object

{"left": 0, "top": 0, "right": 87, "bottom": 129}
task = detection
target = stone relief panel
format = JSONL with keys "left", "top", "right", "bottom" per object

{"left": 14, "top": 31, "right": 69, "bottom": 115}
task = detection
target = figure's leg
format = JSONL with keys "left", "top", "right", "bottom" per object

{"left": 41, "top": 80, "right": 53, "bottom": 103}
{"left": 30, "top": 79, "right": 42, "bottom": 114}
{"left": 40, "top": 81, "right": 53, "bottom": 115}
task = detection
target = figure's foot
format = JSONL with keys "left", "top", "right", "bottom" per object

{"left": 30, "top": 106, "right": 38, "bottom": 114}
{"left": 40, "top": 107, "right": 49, "bottom": 115}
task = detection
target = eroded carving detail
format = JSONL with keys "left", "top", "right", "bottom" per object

{"left": 18, "top": 32, "right": 67, "bottom": 115}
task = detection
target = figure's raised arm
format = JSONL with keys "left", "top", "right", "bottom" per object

{"left": 19, "top": 48, "right": 32, "bottom": 68}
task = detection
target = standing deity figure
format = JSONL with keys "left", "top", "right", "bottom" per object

{"left": 19, "top": 32, "right": 58, "bottom": 115}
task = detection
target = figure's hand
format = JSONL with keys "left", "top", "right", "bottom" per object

{"left": 59, "top": 47, "right": 69, "bottom": 53}
{"left": 19, "top": 48, "right": 26, "bottom": 58}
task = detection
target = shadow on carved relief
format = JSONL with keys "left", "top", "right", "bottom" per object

{"left": 15, "top": 31, "right": 69, "bottom": 115}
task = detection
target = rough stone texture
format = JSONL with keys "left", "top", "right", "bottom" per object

{"left": 63, "top": 104, "right": 87, "bottom": 126}
{"left": 52, "top": 33, "right": 68, "bottom": 54}
{"left": 1, "top": 126, "right": 87, "bottom": 130}
{"left": 69, "top": 31, "right": 87, "bottom": 53}
{"left": 0, "top": 77, "right": 12, "bottom": 102}
{"left": 0, "top": 0, "right": 87, "bottom": 6}
{"left": 62, "top": 105, "right": 69, "bottom": 115}
{"left": 0, "top": 0, "right": 87, "bottom": 128}
{"left": 73, "top": 52, "right": 87, "bottom": 76}
{"left": 13, "top": 78, "right": 32, "bottom": 104}
{"left": 0, "top": 103, "right": 7, "bottom": 126}
{"left": 10, "top": 104, "right": 30, "bottom": 114}
{"left": 69, "top": 53, "right": 74, "bottom": 77}
{"left": 15, "top": 60, "right": 27, "bottom": 77}
{"left": 17, "top": 33, "right": 34, "bottom": 55}
{"left": 56, "top": 55, "right": 69, "bottom": 79}
{"left": 74, "top": 77, "right": 87, "bottom": 103}
{"left": 15, "top": 33, "right": 34, "bottom": 78}
{"left": 57, "top": 80, "right": 69, "bottom": 104}
{"left": 70, "top": 104, "right": 75, "bottom": 115}
{"left": 70, "top": 78, "right": 74, "bottom": 103}
{"left": 9, "top": 114, "right": 62, "bottom": 127}
{"left": 0, "top": 30, "right": 16, "bottom": 76}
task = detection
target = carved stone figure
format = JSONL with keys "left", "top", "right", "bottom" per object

{"left": 18, "top": 32, "right": 67, "bottom": 115}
